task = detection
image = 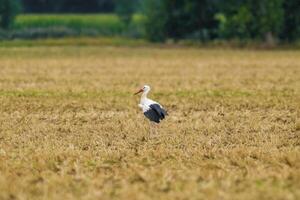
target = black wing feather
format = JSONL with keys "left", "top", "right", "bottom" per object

{"left": 144, "top": 109, "right": 160, "bottom": 123}
{"left": 143, "top": 104, "right": 167, "bottom": 123}
{"left": 150, "top": 104, "right": 167, "bottom": 119}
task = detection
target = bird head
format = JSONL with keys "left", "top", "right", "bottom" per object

{"left": 134, "top": 85, "right": 150, "bottom": 95}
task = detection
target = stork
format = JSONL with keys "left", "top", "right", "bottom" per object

{"left": 134, "top": 85, "right": 167, "bottom": 124}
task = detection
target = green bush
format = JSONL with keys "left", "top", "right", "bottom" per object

{"left": 14, "top": 14, "right": 124, "bottom": 35}
{"left": 9, "top": 14, "right": 146, "bottom": 39}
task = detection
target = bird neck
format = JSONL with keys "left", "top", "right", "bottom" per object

{"left": 141, "top": 91, "right": 149, "bottom": 102}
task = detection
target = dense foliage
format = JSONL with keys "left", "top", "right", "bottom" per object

{"left": 115, "top": 0, "right": 137, "bottom": 26}
{"left": 143, "top": 0, "right": 300, "bottom": 43}
{"left": 0, "top": 0, "right": 299, "bottom": 42}
{"left": 280, "top": 0, "right": 300, "bottom": 41}
{"left": 217, "top": 0, "right": 284, "bottom": 45}
{"left": 143, "top": 0, "right": 219, "bottom": 42}
{"left": 5, "top": 14, "right": 144, "bottom": 40}
{"left": 0, "top": 0, "right": 20, "bottom": 29}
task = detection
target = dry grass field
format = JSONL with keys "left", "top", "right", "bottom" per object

{"left": 0, "top": 46, "right": 299, "bottom": 200}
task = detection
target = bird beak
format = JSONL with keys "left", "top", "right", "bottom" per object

{"left": 134, "top": 88, "right": 143, "bottom": 95}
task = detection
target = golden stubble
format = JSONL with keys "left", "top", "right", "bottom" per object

{"left": 0, "top": 46, "right": 299, "bottom": 200}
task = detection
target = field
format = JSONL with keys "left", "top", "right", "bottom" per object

{"left": 0, "top": 45, "right": 299, "bottom": 199}
{"left": 8, "top": 14, "right": 145, "bottom": 39}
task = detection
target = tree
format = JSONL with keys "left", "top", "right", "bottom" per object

{"left": 216, "top": 0, "right": 254, "bottom": 39}
{"left": 115, "top": 0, "right": 137, "bottom": 26}
{"left": 0, "top": 0, "right": 20, "bottom": 29}
{"left": 218, "top": 0, "right": 284, "bottom": 43}
{"left": 143, "top": 0, "right": 219, "bottom": 42}
{"left": 143, "top": 0, "right": 167, "bottom": 42}
{"left": 281, "top": 0, "right": 300, "bottom": 41}
{"left": 255, "top": 0, "right": 284, "bottom": 44}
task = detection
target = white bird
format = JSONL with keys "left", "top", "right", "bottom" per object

{"left": 134, "top": 85, "right": 167, "bottom": 123}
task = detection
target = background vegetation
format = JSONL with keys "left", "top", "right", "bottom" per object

{"left": 0, "top": 0, "right": 299, "bottom": 45}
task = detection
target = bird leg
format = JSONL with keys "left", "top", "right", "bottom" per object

{"left": 148, "top": 121, "right": 159, "bottom": 139}
{"left": 153, "top": 122, "right": 159, "bottom": 135}
{"left": 148, "top": 121, "right": 154, "bottom": 136}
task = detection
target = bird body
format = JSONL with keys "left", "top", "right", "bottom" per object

{"left": 135, "top": 85, "right": 167, "bottom": 123}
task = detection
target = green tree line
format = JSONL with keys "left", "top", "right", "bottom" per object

{"left": 144, "top": 0, "right": 300, "bottom": 43}
{"left": 0, "top": 0, "right": 299, "bottom": 43}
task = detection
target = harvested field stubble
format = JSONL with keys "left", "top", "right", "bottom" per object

{"left": 0, "top": 46, "right": 299, "bottom": 199}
